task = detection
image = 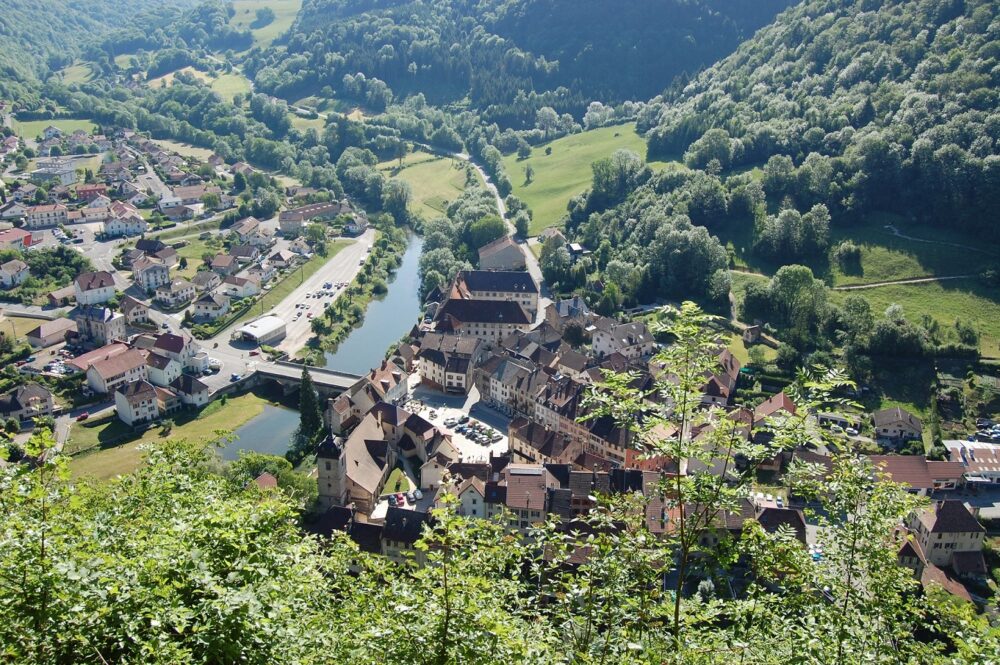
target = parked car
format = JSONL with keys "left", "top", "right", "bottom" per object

{"left": 413, "top": 489, "right": 423, "bottom": 501}
{"left": 405, "top": 491, "right": 416, "bottom": 503}
{"left": 459, "top": 415, "right": 470, "bottom": 424}
{"left": 844, "top": 427, "right": 859, "bottom": 436}
{"left": 230, "top": 373, "right": 241, "bottom": 382}
{"left": 388, "top": 494, "right": 397, "bottom": 507}
{"left": 395, "top": 492, "right": 407, "bottom": 505}
{"left": 76, "top": 412, "right": 89, "bottom": 421}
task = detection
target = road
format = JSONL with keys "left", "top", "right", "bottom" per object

{"left": 832, "top": 274, "right": 976, "bottom": 290}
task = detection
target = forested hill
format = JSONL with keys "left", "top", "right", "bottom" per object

{"left": 640, "top": 0, "right": 1000, "bottom": 234}
{"left": 0, "top": 0, "right": 194, "bottom": 103}
{"left": 248, "top": 0, "right": 795, "bottom": 127}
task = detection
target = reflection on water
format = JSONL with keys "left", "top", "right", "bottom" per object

{"left": 220, "top": 404, "right": 300, "bottom": 460}
{"left": 323, "top": 234, "right": 424, "bottom": 374}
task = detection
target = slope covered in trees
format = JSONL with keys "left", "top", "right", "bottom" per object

{"left": 247, "top": 0, "right": 794, "bottom": 127}
{"left": 0, "top": 0, "right": 195, "bottom": 104}
{"left": 641, "top": 0, "right": 1000, "bottom": 235}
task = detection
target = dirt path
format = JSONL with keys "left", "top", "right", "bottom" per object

{"left": 832, "top": 275, "right": 976, "bottom": 290}
{"left": 883, "top": 224, "right": 997, "bottom": 257}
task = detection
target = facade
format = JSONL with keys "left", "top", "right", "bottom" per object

{"left": 193, "top": 292, "right": 230, "bottom": 320}
{"left": 325, "top": 361, "right": 409, "bottom": 434}
{"left": 24, "top": 204, "right": 68, "bottom": 229}
{"left": 119, "top": 296, "right": 150, "bottom": 325}
{"left": 131, "top": 257, "right": 170, "bottom": 291}
{"left": 87, "top": 349, "right": 149, "bottom": 394}
{"left": 478, "top": 236, "right": 526, "bottom": 271}
{"left": 0, "top": 383, "right": 54, "bottom": 421}
{"left": 591, "top": 317, "right": 656, "bottom": 360}
{"left": 874, "top": 407, "right": 923, "bottom": 442}
{"left": 0, "top": 228, "right": 32, "bottom": 250}
{"left": 155, "top": 279, "right": 196, "bottom": 308}
{"left": 453, "top": 270, "right": 539, "bottom": 319}
{"left": 26, "top": 318, "right": 77, "bottom": 348}
{"left": 145, "top": 352, "right": 182, "bottom": 388}
{"left": 222, "top": 275, "right": 260, "bottom": 299}
{"left": 191, "top": 271, "right": 222, "bottom": 292}
{"left": 907, "top": 501, "right": 986, "bottom": 577}
{"left": 434, "top": 299, "right": 531, "bottom": 342}
{"left": 416, "top": 333, "right": 484, "bottom": 393}
{"left": 73, "top": 305, "right": 126, "bottom": 346}
{"left": 233, "top": 316, "right": 286, "bottom": 346}
{"left": 74, "top": 271, "right": 116, "bottom": 305}
{"left": 115, "top": 380, "right": 160, "bottom": 426}
{"left": 0, "top": 259, "right": 29, "bottom": 288}
{"left": 170, "top": 374, "right": 211, "bottom": 407}
{"left": 103, "top": 213, "right": 148, "bottom": 238}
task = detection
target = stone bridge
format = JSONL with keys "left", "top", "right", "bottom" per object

{"left": 253, "top": 361, "right": 361, "bottom": 398}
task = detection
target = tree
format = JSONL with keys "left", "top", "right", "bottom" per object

{"left": 298, "top": 365, "right": 322, "bottom": 441}
{"left": 201, "top": 193, "right": 221, "bottom": 210}
{"left": 516, "top": 141, "right": 531, "bottom": 160}
{"left": 464, "top": 215, "right": 506, "bottom": 250}
{"left": 524, "top": 163, "right": 534, "bottom": 184}
{"left": 233, "top": 171, "right": 247, "bottom": 193}
{"left": 513, "top": 210, "right": 529, "bottom": 238}
{"left": 381, "top": 178, "right": 411, "bottom": 224}
{"left": 535, "top": 106, "right": 558, "bottom": 140}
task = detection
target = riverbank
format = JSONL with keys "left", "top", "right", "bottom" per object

{"left": 299, "top": 226, "right": 411, "bottom": 366}
{"left": 67, "top": 391, "right": 281, "bottom": 480}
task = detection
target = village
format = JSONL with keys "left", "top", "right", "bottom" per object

{"left": 0, "top": 120, "right": 998, "bottom": 608}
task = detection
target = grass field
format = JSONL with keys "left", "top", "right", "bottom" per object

{"left": 68, "top": 393, "right": 271, "bottom": 480}
{"left": 503, "top": 123, "right": 683, "bottom": 235}
{"left": 151, "top": 139, "right": 215, "bottom": 161}
{"left": 146, "top": 66, "right": 213, "bottom": 89}
{"left": 12, "top": 118, "right": 96, "bottom": 140}
{"left": 289, "top": 113, "right": 326, "bottom": 132}
{"left": 59, "top": 62, "right": 93, "bottom": 84}
{"left": 174, "top": 239, "right": 217, "bottom": 279}
{"left": 830, "top": 280, "right": 1000, "bottom": 356}
{"left": 378, "top": 150, "right": 477, "bottom": 220}
{"left": 231, "top": 240, "right": 349, "bottom": 328}
{"left": 230, "top": 0, "right": 302, "bottom": 47}
{"left": 211, "top": 73, "right": 252, "bottom": 101}
{"left": 0, "top": 314, "right": 46, "bottom": 341}
{"left": 114, "top": 54, "right": 136, "bottom": 68}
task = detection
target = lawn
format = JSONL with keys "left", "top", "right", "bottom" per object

{"left": 726, "top": 332, "right": 777, "bottom": 365}
{"left": 151, "top": 139, "right": 215, "bottom": 161}
{"left": 502, "top": 123, "right": 684, "bottom": 235}
{"left": 174, "top": 239, "right": 218, "bottom": 279}
{"left": 378, "top": 150, "right": 476, "bottom": 220}
{"left": 59, "top": 62, "right": 93, "bottom": 84}
{"left": 146, "top": 66, "right": 213, "bottom": 89}
{"left": 385, "top": 467, "right": 411, "bottom": 493}
{"left": 830, "top": 279, "right": 1000, "bottom": 356}
{"left": 12, "top": 118, "right": 96, "bottom": 140}
{"left": 68, "top": 393, "right": 272, "bottom": 479}
{"left": 289, "top": 113, "right": 326, "bottom": 132}
{"left": 211, "top": 73, "right": 252, "bottom": 101}
{"left": 230, "top": 240, "right": 349, "bottom": 328}
{"left": 0, "top": 314, "right": 46, "bottom": 341}
{"left": 114, "top": 53, "right": 136, "bottom": 68}
{"left": 230, "top": 0, "right": 302, "bottom": 47}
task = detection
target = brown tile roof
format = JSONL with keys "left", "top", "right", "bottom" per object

{"left": 74, "top": 270, "right": 114, "bottom": 291}
{"left": 869, "top": 456, "right": 965, "bottom": 491}
{"left": 92, "top": 349, "right": 148, "bottom": 380}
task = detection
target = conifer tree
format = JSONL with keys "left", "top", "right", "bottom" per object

{"left": 298, "top": 365, "right": 322, "bottom": 440}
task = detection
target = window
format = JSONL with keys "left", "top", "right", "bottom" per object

{"left": 325, "top": 461, "right": 331, "bottom": 471}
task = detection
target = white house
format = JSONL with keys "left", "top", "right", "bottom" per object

{"left": 193, "top": 292, "right": 230, "bottom": 320}
{"left": 222, "top": 275, "right": 260, "bottom": 299}
{"left": 87, "top": 348, "right": 149, "bottom": 394}
{"left": 0, "top": 259, "right": 29, "bottom": 289}
{"left": 74, "top": 271, "right": 116, "bottom": 305}
{"left": 131, "top": 257, "right": 170, "bottom": 292}
{"left": 115, "top": 380, "right": 160, "bottom": 426}
{"left": 145, "top": 352, "right": 182, "bottom": 388}
{"left": 155, "top": 279, "right": 196, "bottom": 308}
{"left": 104, "top": 213, "right": 148, "bottom": 238}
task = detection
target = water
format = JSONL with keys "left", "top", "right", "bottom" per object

{"left": 220, "top": 404, "right": 300, "bottom": 460}
{"left": 323, "top": 234, "right": 424, "bottom": 374}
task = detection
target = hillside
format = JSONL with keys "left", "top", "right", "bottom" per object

{"left": 642, "top": 0, "right": 1000, "bottom": 235}
{"left": 0, "top": 0, "right": 195, "bottom": 103}
{"left": 247, "top": 0, "right": 795, "bottom": 127}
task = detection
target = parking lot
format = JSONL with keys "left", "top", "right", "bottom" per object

{"left": 407, "top": 384, "right": 510, "bottom": 463}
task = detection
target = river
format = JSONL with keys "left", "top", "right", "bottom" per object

{"left": 322, "top": 234, "right": 424, "bottom": 374}
{"left": 220, "top": 403, "right": 300, "bottom": 460}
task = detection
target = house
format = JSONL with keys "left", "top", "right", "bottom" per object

{"left": 155, "top": 279, "right": 196, "bottom": 308}
{"left": 66, "top": 342, "right": 129, "bottom": 373}
{"left": 74, "top": 271, "right": 116, "bottom": 305}
{"left": 103, "top": 213, "right": 148, "bottom": 238}
{"left": 868, "top": 455, "right": 965, "bottom": 495}
{"left": 289, "top": 238, "right": 312, "bottom": 255}
{"left": 229, "top": 244, "right": 260, "bottom": 264}
{"left": 191, "top": 271, "right": 222, "bottom": 292}
{"left": 42, "top": 125, "right": 63, "bottom": 141}
{"left": 222, "top": 275, "right": 260, "bottom": 299}
{"left": 131, "top": 256, "right": 170, "bottom": 292}
{"left": 874, "top": 407, "right": 922, "bottom": 442}
{"left": 87, "top": 348, "right": 149, "bottom": 394}
{"left": 0, "top": 228, "right": 32, "bottom": 250}
{"left": 76, "top": 183, "right": 108, "bottom": 202}
{"left": 247, "top": 263, "right": 276, "bottom": 285}
{"left": 26, "top": 318, "right": 77, "bottom": 348}
{"left": 151, "top": 247, "right": 178, "bottom": 267}
{"left": 538, "top": 227, "right": 566, "bottom": 244}
{"left": 381, "top": 507, "right": 432, "bottom": 565}
{"left": 30, "top": 159, "right": 77, "bottom": 187}
{"left": 591, "top": 317, "right": 656, "bottom": 360}
{"left": 441, "top": 477, "right": 488, "bottom": 518}
{"left": 210, "top": 253, "right": 238, "bottom": 276}
{"left": 278, "top": 201, "right": 348, "bottom": 235}
{"left": 344, "top": 212, "right": 368, "bottom": 236}
{"left": 171, "top": 183, "right": 226, "bottom": 207}
{"left": 478, "top": 236, "right": 526, "bottom": 271}
{"left": 11, "top": 183, "right": 38, "bottom": 202}
{"left": 907, "top": 500, "right": 986, "bottom": 578}
{"left": 0, "top": 383, "right": 54, "bottom": 421}
{"left": 145, "top": 352, "right": 182, "bottom": 388}
{"left": 0, "top": 202, "right": 28, "bottom": 221}
{"left": 0, "top": 259, "right": 29, "bottom": 288}
{"left": 115, "top": 380, "right": 159, "bottom": 426}
{"left": 268, "top": 249, "right": 296, "bottom": 269}
{"left": 742, "top": 324, "right": 762, "bottom": 344}
{"left": 24, "top": 204, "right": 68, "bottom": 229}
{"left": 119, "top": 295, "right": 150, "bottom": 325}
{"left": 452, "top": 270, "right": 539, "bottom": 319}
{"left": 325, "top": 361, "right": 410, "bottom": 434}
{"left": 73, "top": 305, "right": 126, "bottom": 346}
{"left": 152, "top": 332, "right": 199, "bottom": 370}
{"left": 161, "top": 205, "right": 195, "bottom": 222}
{"left": 193, "top": 292, "right": 230, "bottom": 320}
{"left": 135, "top": 238, "right": 167, "bottom": 255}
{"left": 434, "top": 299, "right": 531, "bottom": 342}
{"left": 170, "top": 374, "right": 211, "bottom": 407}
{"left": 415, "top": 332, "right": 485, "bottom": 393}
{"left": 230, "top": 216, "right": 261, "bottom": 243}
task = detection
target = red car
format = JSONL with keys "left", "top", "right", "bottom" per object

{"left": 249, "top": 350, "right": 260, "bottom": 356}
{"left": 76, "top": 412, "right": 89, "bottom": 421}
{"left": 395, "top": 492, "right": 407, "bottom": 505}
